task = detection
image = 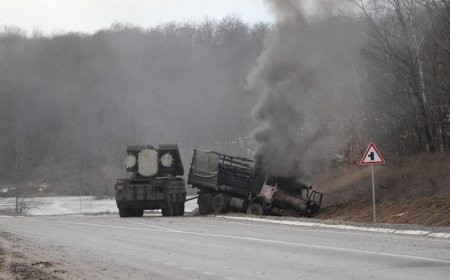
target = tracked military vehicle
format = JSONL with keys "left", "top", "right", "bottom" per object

{"left": 115, "top": 144, "right": 186, "bottom": 217}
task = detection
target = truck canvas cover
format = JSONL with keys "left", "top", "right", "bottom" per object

{"left": 188, "top": 150, "right": 255, "bottom": 197}
{"left": 188, "top": 150, "right": 220, "bottom": 188}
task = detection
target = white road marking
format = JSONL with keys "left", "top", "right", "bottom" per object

{"left": 215, "top": 219, "right": 450, "bottom": 243}
{"left": 7, "top": 215, "right": 450, "bottom": 244}
{"left": 216, "top": 216, "right": 450, "bottom": 239}
{"left": 123, "top": 220, "right": 181, "bottom": 233}
{"left": 430, "top": 232, "right": 450, "bottom": 238}
{"left": 11, "top": 217, "right": 450, "bottom": 265}
{"left": 53, "top": 220, "right": 167, "bottom": 232}
{"left": 118, "top": 220, "right": 450, "bottom": 264}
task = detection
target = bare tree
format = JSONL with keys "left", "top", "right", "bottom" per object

{"left": 0, "top": 19, "right": 270, "bottom": 195}
{"left": 351, "top": 0, "right": 449, "bottom": 153}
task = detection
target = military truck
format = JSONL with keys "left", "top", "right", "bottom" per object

{"left": 248, "top": 177, "right": 323, "bottom": 217}
{"left": 115, "top": 144, "right": 186, "bottom": 217}
{"left": 187, "top": 149, "right": 323, "bottom": 216}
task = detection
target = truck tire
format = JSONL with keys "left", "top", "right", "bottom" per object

{"left": 134, "top": 208, "right": 144, "bottom": 217}
{"left": 176, "top": 203, "right": 185, "bottom": 216}
{"left": 246, "top": 202, "right": 263, "bottom": 216}
{"left": 198, "top": 193, "right": 213, "bottom": 215}
{"left": 172, "top": 203, "right": 181, "bottom": 216}
{"left": 119, "top": 207, "right": 132, "bottom": 218}
{"left": 162, "top": 203, "right": 175, "bottom": 217}
{"left": 212, "top": 193, "right": 230, "bottom": 214}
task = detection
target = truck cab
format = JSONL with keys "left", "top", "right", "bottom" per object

{"left": 252, "top": 178, "right": 323, "bottom": 217}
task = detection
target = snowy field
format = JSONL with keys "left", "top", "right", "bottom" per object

{"left": 0, "top": 196, "right": 198, "bottom": 216}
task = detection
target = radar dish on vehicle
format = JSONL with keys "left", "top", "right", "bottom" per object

{"left": 138, "top": 149, "right": 158, "bottom": 177}
{"left": 161, "top": 153, "right": 174, "bottom": 168}
{"left": 124, "top": 155, "right": 137, "bottom": 169}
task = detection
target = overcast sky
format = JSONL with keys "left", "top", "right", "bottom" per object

{"left": 0, "top": 0, "right": 274, "bottom": 34}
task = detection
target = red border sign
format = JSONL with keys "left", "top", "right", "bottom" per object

{"left": 360, "top": 143, "right": 385, "bottom": 165}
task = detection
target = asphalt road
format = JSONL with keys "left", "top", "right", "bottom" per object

{"left": 1, "top": 215, "right": 449, "bottom": 279}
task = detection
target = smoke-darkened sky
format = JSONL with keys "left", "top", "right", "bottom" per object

{"left": 0, "top": 0, "right": 274, "bottom": 34}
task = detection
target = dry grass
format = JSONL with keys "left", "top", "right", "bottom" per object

{"left": 312, "top": 152, "right": 450, "bottom": 226}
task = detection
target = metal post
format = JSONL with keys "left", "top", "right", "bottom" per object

{"left": 90, "top": 190, "right": 93, "bottom": 213}
{"left": 371, "top": 164, "right": 376, "bottom": 223}
{"left": 79, "top": 191, "right": 82, "bottom": 214}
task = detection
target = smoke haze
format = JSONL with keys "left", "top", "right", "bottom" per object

{"left": 2, "top": 0, "right": 447, "bottom": 198}
{"left": 250, "top": 0, "right": 366, "bottom": 180}
{"left": 0, "top": 20, "right": 268, "bottom": 195}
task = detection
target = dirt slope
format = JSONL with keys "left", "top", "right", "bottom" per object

{"left": 312, "top": 152, "right": 450, "bottom": 227}
{"left": 316, "top": 193, "right": 450, "bottom": 226}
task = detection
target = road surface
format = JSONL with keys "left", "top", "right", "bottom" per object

{"left": 0, "top": 215, "right": 449, "bottom": 279}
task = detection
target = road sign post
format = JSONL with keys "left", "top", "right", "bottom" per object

{"left": 371, "top": 164, "right": 376, "bottom": 223}
{"left": 360, "top": 143, "right": 385, "bottom": 224}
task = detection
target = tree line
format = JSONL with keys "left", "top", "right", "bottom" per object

{"left": 0, "top": 18, "right": 268, "bottom": 195}
{"left": 0, "top": 0, "right": 448, "bottom": 195}
{"left": 353, "top": 0, "right": 449, "bottom": 156}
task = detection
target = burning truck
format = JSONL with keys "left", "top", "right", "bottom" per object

{"left": 187, "top": 150, "right": 323, "bottom": 216}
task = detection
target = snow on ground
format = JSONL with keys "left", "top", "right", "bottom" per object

{"left": 0, "top": 196, "right": 198, "bottom": 216}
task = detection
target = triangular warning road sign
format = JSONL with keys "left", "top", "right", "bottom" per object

{"left": 360, "top": 143, "right": 385, "bottom": 165}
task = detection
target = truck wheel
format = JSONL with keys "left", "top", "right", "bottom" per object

{"left": 246, "top": 203, "right": 263, "bottom": 216}
{"left": 172, "top": 203, "right": 180, "bottom": 216}
{"left": 134, "top": 208, "right": 144, "bottom": 217}
{"left": 304, "top": 204, "right": 319, "bottom": 218}
{"left": 162, "top": 203, "right": 175, "bottom": 217}
{"left": 198, "top": 193, "right": 213, "bottom": 215}
{"left": 212, "top": 193, "right": 229, "bottom": 214}
{"left": 176, "top": 203, "right": 185, "bottom": 216}
{"left": 119, "top": 207, "right": 131, "bottom": 218}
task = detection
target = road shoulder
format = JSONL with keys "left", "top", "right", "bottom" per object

{"left": 0, "top": 231, "right": 66, "bottom": 280}
{"left": 215, "top": 215, "right": 450, "bottom": 239}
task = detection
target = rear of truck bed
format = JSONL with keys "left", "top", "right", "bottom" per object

{"left": 187, "top": 150, "right": 255, "bottom": 214}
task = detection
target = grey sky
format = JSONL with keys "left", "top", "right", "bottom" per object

{"left": 0, "top": 0, "right": 274, "bottom": 34}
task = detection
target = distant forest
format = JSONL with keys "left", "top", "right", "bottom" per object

{"left": 0, "top": 0, "right": 449, "bottom": 196}
{"left": 0, "top": 18, "right": 269, "bottom": 195}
